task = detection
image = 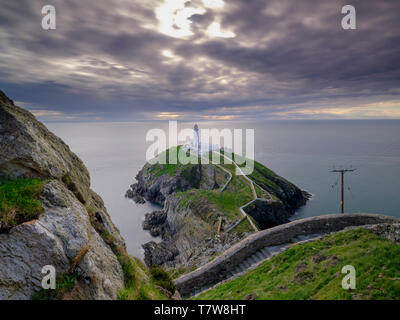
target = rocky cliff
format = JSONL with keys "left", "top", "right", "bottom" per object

{"left": 126, "top": 147, "right": 309, "bottom": 274}
{"left": 0, "top": 90, "right": 126, "bottom": 299}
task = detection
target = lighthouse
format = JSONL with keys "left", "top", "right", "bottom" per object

{"left": 194, "top": 124, "right": 200, "bottom": 155}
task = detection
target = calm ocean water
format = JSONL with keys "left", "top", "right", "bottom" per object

{"left": 47, "top": 120, "right": 400, "bottom": 258}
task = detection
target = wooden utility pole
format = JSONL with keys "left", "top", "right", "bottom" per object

{"left": 330, "top": 168, "right": 356, "bottom": 213}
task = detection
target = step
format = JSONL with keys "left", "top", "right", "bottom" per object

{"left": 261, "top": 248, "right": 271, "bottom": 257}
{"left": 258, "top": 250, "right": 268, "bottom": 259}
{"left": 245, "top": 257, "right": 254, "bottom": 266}
{"left": 267, "top": 244, "right": 287, "bottom": 256}
{"left": 248, "top": 256, "right": 257, "bottom": 265}
{"left": 252, "top": 254, "right": 262, "bottom": 263}
{"left": 266, "top": 246, "right": 281, "bottom": 255}
{"left": 256, "top": 251, "right": 266, "bottom": 260}
{"left": 252, "top": 255, "right": 260, "bottom": 264}
{"left": 297, "top": 234, "right": 307, "bottom": 241}
{"left": 243, "top": 258, "right": 251, "bottom": 267}
{"left": 297, "top": 233, "right": 321, "bottom": 242}
{"left": 188, "top": 233, "right": 329, "bottom": 298}
{"left": 292, "top": 235, "right": 301, "bottom": 242}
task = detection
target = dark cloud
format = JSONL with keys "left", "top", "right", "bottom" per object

{"left": 0, "top": 0, "right": 399, "bottom": 121}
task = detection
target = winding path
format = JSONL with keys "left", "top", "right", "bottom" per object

{"left": 195, "top": 150, "right": 257, "bottom": 231}
{"left": 213, "top": 151, "right": 274, "bottom": 232}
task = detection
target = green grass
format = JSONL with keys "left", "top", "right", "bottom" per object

{"left": 0, "top": 177, "right": 44, "bottom": 232}
{"left": 194, "top": 228, "right": 400, "bottom": 300}
{"left": 228, "top": 217, "right": 253, "bottom": 234}
{"left": 199, "top": 189, "right": 252, "bottom": 221}
{"left": 254, "top": 183, "right": 270, "bottom": 199}
{"left": 32, "top": 272, "right": 78, "bottom": 300}
{"left": 32, "top": 233, "right": 169, "bottom": 300}
{"left": 150, "top": 266, "right": 177, "bottom": 294}
{"left": 176, "top": 175, "right": 253, "bottom": 222}
{"left": 93, "top": 227, "right": 169, "bottom": 300}
{"left": 212, "top": 150, "right": 282, "bottom": 197}
{"left": 149, "top": 146, "right": 201, "bottom": 178}
{"left": 117, "top": 255, "right": 170, "bottom": 300}
{"left": 87, "top": 204, "right": 169, "bottom": 300}
{"left": 168, "top": 266, "right": 187, "bottom": 279}
{"left": 248, "top": 161, "right": 281, "bottom": 195}
{"left": 170, "top": 149, "right": 255, "bottom": 224}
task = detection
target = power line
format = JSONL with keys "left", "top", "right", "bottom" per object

{"left": 330, "top": 176, "right": 339, "bottom": 191}
{"left": 330, "top": 167, "right": 356, "bottom": 213}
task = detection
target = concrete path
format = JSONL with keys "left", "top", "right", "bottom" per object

{"left": 215, "top": 164, "right": 232, "bottom": 192}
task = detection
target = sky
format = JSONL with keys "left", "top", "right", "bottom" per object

{"left": 0, "top": 0, "right": 399, "bottom": 122}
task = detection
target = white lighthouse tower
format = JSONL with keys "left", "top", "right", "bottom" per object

{"left": 194, "top": 124, "right": 200, "bottom": 155}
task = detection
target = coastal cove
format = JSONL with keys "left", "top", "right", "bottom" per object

{"left": 47, "top": 120, "right": 400, "bottom": 258}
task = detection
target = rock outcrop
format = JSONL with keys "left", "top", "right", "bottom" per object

{"left": 361, "top": 223, "right": 400, "bottom": 243}
{"left": 128, "top": 163, "right": 230, "bottom": 269}
{"left": 127, "top": 162, "right": 203, "bottom": 206}
{"left": 243, "top": 200, "right": 292, "bottom": 229}
{"left": 249, "top": 162, "right": 310, "bottom": 215}
{"left": 0, "top": 90, "right": 125, "bottom": 300}
{"left": 0, "top": 91, "right": 89, "bottom": 204}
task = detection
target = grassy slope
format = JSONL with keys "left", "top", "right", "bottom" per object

{"left": 218, "top": 150, "right": 285, "bottom": 197}
{"left": 228, "top": 218, "right": 253, "bottom": 234}
{"left": 0, "top": 177, "right": 44, "bottom": 232}
{"left": 194, "top": 228, "right": 400, "bottom": 300}
{"left": 117, "top": 257, "right": 169, "bottom": 300}
{"left": 248, "top": 161, "right": 281, "bottom": 195}
{"left": 155, "top": 148, "right": 253, "bottom": 224}
{"left": 176, "top": 174, "right": 253, "bottom": 222}
{"left": 93, "top": 216, "right": 170, "bottom": 300}
{"left": 150, "top": 146, "right": 200, "bottom": 178}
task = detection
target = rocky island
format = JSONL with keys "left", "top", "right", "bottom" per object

{"left": 126, "top": 146, "right": 310, "bottom": 275}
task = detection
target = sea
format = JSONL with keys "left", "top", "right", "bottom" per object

{"left": 47, "top": 120, "right": 400, "bottom": 258}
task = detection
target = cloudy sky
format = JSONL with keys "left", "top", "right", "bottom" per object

{"left": 0, "top": 0, "right": 399, "bottom": 121}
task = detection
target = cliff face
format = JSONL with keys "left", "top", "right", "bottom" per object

{"left": 243, "top": 200, "right": 293, "bottom": 229}
{"left": 127, "top": 162, "right": 203, "bottom": 206}
{"left": 0, "top": 90, "right": 125, "bottom": 299}
{"left": 126, "top": 148, "right": 309, "bottom": 273}
{"left": 126, "top": 159, "right": 224, "bottom": 206}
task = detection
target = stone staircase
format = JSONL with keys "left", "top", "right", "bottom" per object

{"left": 191, "top": 233, "right": 323, "bottom": 297}
{"left": 175, "top": 214, "right": 400, "bottom": 298}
